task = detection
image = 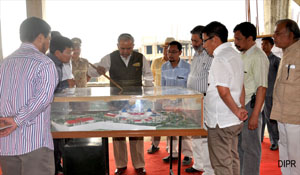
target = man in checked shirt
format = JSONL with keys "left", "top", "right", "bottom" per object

{"left": 0, "top": 17, "right": 58, "bottom": 175}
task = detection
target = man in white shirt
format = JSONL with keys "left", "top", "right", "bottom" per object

{"left": 202, "top": 21, "right": 248, "bottom": 175}
{"left": 62, "top": 61, "right": 75, "bottom": 88}
{"left": 88, "top": 33, "right": 152, "bottom": 175}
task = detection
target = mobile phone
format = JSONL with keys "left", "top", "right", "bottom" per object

{"left": 250, "top": 94, "right": 256, "bottom": 108}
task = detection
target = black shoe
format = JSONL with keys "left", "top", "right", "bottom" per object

{"left": 115, "top": 167, "right": 127, "bottom": 175}
{"left": 147, "top": 145, "right": 159, "bottom": 154}
{"left": 270, "top": 144, "right": 278, "bottom": 151}
{"left": 55, "top": 164, "right": 63, "bottom": 175}
{"left": 185, "top": 167, "right": 204, "bottom": 173}
{"left": 162, "top": 155, "right": 178, "bottom": 163}
{"left": 135, "top": 167, "right": 146, "bottom": 175}
{"left": 182, "top": 156, "right": 192, "bottom": 166}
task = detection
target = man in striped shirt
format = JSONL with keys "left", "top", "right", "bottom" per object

{"left": 185, "top": 25, "right": 215, "bottom": 175}
{"left": 0, "top": 17, "right": 58, "bottom": 175}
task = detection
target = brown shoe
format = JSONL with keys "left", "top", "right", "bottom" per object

{"left": 135, "top": 167, "right": 146, "bottom": 175}
{"left": 115, "top": 167, "right": 127, "bottom": 175}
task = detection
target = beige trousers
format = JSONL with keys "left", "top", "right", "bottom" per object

{"left": 0, "top": 147, "right": 54, "bottom": 175}
{"left": 208, "top": 124, "right": 243, "bottom": 175}
{"left": 113, "top": 137, "right": 145, "bottom": 169}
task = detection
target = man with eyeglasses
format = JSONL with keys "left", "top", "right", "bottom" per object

{"left": 185, "top": 25, "right": 214, "bottom": 174}
{"left": 271, "top": 19, "right": 300, "bottom": 175}
{"left": 47, "top": 35, "right": 74, "bottom": 175}
{"left": 160, "top": 40, "right": 192, "bottom": 165}
{"left": 47, "top": 36, "right": 74, "bottom": 93}
{"left": 202, "top": 21, "right": 248, "bottom": 175}
{"left": 234, "top": 22, "right": 269, "bottom": 175}
{"left": 147, "top": 37, "right": 175, "bottom": 154}
{"left": 51, "top": 31, "right": 76, "bottom": 89}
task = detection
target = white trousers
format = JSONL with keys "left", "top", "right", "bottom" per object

{"left": 167, "top": 136, "right": 193, "bottom": 157}
{"left": 192, "top": 136, "right": 215, "bottom": 175}
{"left": 278, "top": 122, "right": 300, "bottom": 175}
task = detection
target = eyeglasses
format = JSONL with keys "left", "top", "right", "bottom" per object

{"left": 167, "top": 51, "right": 179, "bottom": 54}
{"left": 203, "top": 36, "right": 214, "bottom": 44}
{"left": 63, "top": 50, "right": 73, "bottom": 56}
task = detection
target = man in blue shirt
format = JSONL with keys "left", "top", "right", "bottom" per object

{"left": 161, "top": 41, "right": 192, "bottom": 165}
{"left": 161, "top": 41, "right": 190, "bottom": 87}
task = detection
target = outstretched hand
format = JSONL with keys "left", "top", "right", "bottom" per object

{"left": 0, "top": 117, "right": 17, "bottom": 137}
{"left": 96, "top": 66, "right": 106, "bottom": 75}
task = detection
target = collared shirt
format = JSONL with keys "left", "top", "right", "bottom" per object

{"left": 72, "top": 57, "right": 90, "bottom": 88}
{"left": 88, "top": 52, "right": 153, "bottom": 82}
{"left": 204, "top": 42, "right": 244, "bottom": 128}
{"left": 241, "top": 44, "right": 269, "bottom": 104}
{"left": 62, "top": 61, "right": 74, "bottom": 81}
{"left": 161, "top": 59, "right": 190, "bottom": 88}
{"left": 187, "top": 49, "right": 213, "bottom": 93}
{"left": 266, "top": 52, "right": 281, "bottom": 97}
{"left": 151, "top": 57, "right": 167, "bottom": 86}
{"left": 0, "top": 43, "right": 58, "bottom": 155}
{"left": 47, "top": 53, "right": 69, "bottom": 92}
{"left": 271, "top": 40, "right": 300, "bottom": 124}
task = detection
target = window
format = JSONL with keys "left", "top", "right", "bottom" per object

{"left": 157, "top": 45, "right": 163, "bottom": 54}
{"left": 146, "top": 45, "right": 152, "bottom": 54}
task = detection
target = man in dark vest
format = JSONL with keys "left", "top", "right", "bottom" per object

{"left": 89, "top": 33, "right": 153, "bottom": 175}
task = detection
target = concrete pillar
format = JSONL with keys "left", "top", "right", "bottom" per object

{"left": 26, "top": 0, "right": 45, "bottom": 19}
{"left": 264, "top": 0, "right": 291, "bottom": 34}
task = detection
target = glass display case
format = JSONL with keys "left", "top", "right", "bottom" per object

{"left": 50, "top": 86, "right": 205, "bottom": 175}
{"left": 51, "top": 86, "right": 204, "bottom": 135}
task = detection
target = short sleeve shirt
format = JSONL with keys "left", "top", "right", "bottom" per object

{"left": 241, "top": 44, "right": 269, "bottom": 104}
{"left": 161, "top": 59, "right": 190, "bottom": 88}
{"left": 204, "top": 42, "right": 244, "bottom": 128}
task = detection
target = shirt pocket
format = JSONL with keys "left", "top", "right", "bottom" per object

{"left": 284, "top": 63, "right": 300, "bottom": 82}
{"left": 176, "top": 74, "right": 187, "bottom": 86}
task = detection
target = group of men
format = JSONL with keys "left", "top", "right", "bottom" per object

{"left": 148, "top": 26, "right": 215, "bottom": 174}
{"left": 0, "top": 16, "right": 299, "bottom": 175}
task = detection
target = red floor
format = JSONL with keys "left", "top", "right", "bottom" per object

{"left": 108, "top": 138, "right": 281, "bottom": 175}
{"left": 0, "top": 138, "right": 281, "bottom": 175}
